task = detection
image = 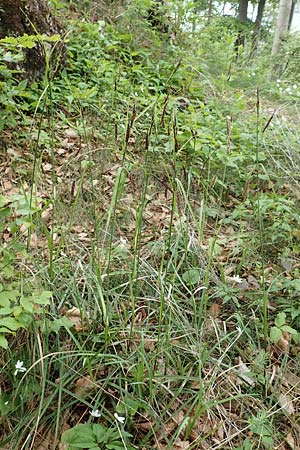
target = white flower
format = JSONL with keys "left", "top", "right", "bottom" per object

{"left": 14, "top": 360, "right": 26, "bottom": 376}
{"left": 114, "top": 412, "right": 125, "bottom": 424}
{"left": 119, "top": 237, "right": 128, "bottom": 249}
{"left": 232, "top": 275, "right": 243, "bottom": 284}
{"left": 90, "top": 409, "right": 101, "bottom": 417}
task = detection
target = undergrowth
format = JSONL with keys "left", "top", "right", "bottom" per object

{"left": 1, "top": 1, "right": 300, "bottom": 449}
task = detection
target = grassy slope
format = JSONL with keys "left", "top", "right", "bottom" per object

{"left": 1, "top": 3, "right": 300, "bottom": 449}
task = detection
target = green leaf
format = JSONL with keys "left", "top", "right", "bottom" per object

{"left": 261, "top": 435, "right": 274, "bottom": 449}
{"left": 0, "top": 317, "right": 24, "bottom": 331}
{"left": 270, "top": 326, "right": 282, "bottom": 344}
{"left": 275, "top": 312, "right": 286, "bottom": 328}
{"left": 281, "top": 325, "right": 298, "bottom": 335}
{"left": 0, "top": 290, "right": 18, "bottom": 306}
{"left": 49, "top": 317, "right": 75, "bottom": 333}
{"left": 0, "top": 334, "right": 8, "bottom": 349}
{"left": 0, "top": 195, "right": 10, "bottom": 208}
{"left": 31, "top": 291, "right": 52, "bottom": 305}
{"left": 0, "top": 308, "right": 14, "bottom": 315}
{"left": 0, "top": 207, "right": 11, "bottom": 218}
{"left": 93, "top": 424, "right": 110, "bottom": 443}
{"left": 182, "top": 268, "right": 202, "bottom": 286}
{"left": 20, "top": 297, "right": 34, "bottom": 313}
{"left": 61, "top": 424, "right": 97, "bottom": 448}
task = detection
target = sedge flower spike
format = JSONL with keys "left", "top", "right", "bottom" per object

{"left": 14, "top": 360, "right": 27, "bottom": 376}
{"left": 114, "top": 412, "right": 125, "bottom": 424}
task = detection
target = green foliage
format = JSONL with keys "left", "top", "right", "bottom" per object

{"left": 61, "top": 423, "right": 134, "bottom": 450}
{"left": 248, "top": 412, "right": 274, "bottom": 449}
{"left": 270, "top": 312, "right": 298, "bottom": 344}
{"left": 0, "top": 194, "right": 53, "bottom": 348}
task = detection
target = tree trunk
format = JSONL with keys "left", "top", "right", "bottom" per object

{"left": 238, "top": 0, "right": 249, "bottom": 22}
{"left": 288, "top": 0, "right": 295, "bottom": 30}
{"left": 0, "top": 0, "right": 66, "bottom": 80}
{"left": 207, "top": 0, "right": 213, "bottom": 21}
{"left": 255, "top": 0, "right": 267, "bottom": 31}
{"left": 272, "top": 0, "right": 293, "bottom": 55}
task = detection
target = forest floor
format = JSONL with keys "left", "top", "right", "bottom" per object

{"left": 1, "top": 5, "right": 300, "bottom": 450}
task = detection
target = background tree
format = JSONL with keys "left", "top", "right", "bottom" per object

{"left": 255, "top": 0, "right": 267, "bottom": 32}
{"left": 272, "top": 0, "right": 293, "bottom": 54}
{"left": 0, "top": 0, "right": 66, "bottom": 80}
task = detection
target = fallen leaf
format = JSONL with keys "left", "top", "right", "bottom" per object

{"left": 64, "top": 307, "right": 86, "bottom": 331}
{"left": 237, "top": 357, "right": 255, "bottom": 386}
{"left": 277, "top": 331, "right": 290, "bottom": 353}
{"left": 278, "top": 393, "right": 295, "bottom": 415}
{"left": 286, "top": 432, "right": 295, "bottom": 449}
{"left": 209, "top": 303, "right": 221, "bottom": 318}
{"left": 65, "top": 128, "right": 78, "bottom": 139}
{"left": 74, "top": 376, "right": 96, "bottom": 396}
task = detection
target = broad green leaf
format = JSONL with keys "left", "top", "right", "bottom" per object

{"left": 182, "top": 268, "right": 202, "bottom": 285}
{"left": 49, "top": 317, "right": 74, "bottom": 333}
{"left": 61, "top": 424, "right": 97, "bottom": 447}
{"left": 31, "top": 291, "right": 52, "bottom": 305}
{"left": 0, "top": 290, "right": 18, "bottom": 305}
{"left": 0, "top": 207, "right": 11, "bottom": 218}
{"left": 270, "top": 326, "right": 282, "bottom": 344}
{"left": 0, "top": 317, "right": 24, "bottom": 331}
{"left": 281, "top": 325, "right": 298, "bottom": 335}
{"left": 0, "top": 308, "right": 13, "bottom": 315}
{"left": 0, "top": 334, "right": 8, "bottom": 349}
{"left": 275, "top": 312, "right": 286, "bottom": 328}
{"left": 20, "top": 297, "right": 34, "bottom": 313}
{"left": 92, "top": 424, "right": 109, "bottom": 442}
{"left": 0, "top": 195, "right": 10, "bottom": 208}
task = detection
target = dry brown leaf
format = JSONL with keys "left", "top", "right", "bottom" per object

{"left": 64, "top": 307, "right": 86, "bottom": 332}
{"left": 74, "top": 376, "right": 96, "bottom": 396}
{"left": 277, "top": 331, "right": 290, "bottom": 353}
{"left": 65, "top": 128, "right": 78, "bottom": 139}
{"left": 237, "top": 357, "right": 255, "bottom": 386}
{"left": 286, "top": 432, "right": 295, "bottom": 449}
{"left": 278, "top": 393, "right": 295, "bottom": 415}
{"left": 156, "top": 439, "right": 190, "bottom": 450}
{"left": 42, "top": 163, "right": 53, "bottom": 172}
{"left": 209, "top": 303, "right": 221, "bottom": 318}
{"left": 58, "top": 444, "right": 68, "bottom": 450}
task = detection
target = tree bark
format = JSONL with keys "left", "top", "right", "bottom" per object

{"left": 238, "top": 0, "right": 249, "bottom": 22}
{"left": 288, "top": 0, "right": 295, "bottom": 30}
{"left": 272, "top": 0, "right": 293, "bottom": 55}
{"left": 255, "top": 0, "right": 267, "bottom": 31}
{"left": 0, "top": 0, "right": 66, "bottom": 80}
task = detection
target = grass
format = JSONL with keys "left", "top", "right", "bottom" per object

{"left": 1, "top": 3, "right": 300, "bottom": 449}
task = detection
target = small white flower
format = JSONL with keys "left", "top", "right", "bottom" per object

{"left": 232, "top": 275, "right": 243, "bottom": 284}
{"left": 90, "top": 409, "right": 101, "bottom": 417}
{"left": 14, "top": 360, "right": 26, "bottom": 376}
{"left": 114, "top": 412, "right": 125, "bottom": 424}
{"left": 119, "top": 237, "right": 128, "bottom": 249}
{"left": 4, "top": 401, "right": 8, "bottom": 405}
